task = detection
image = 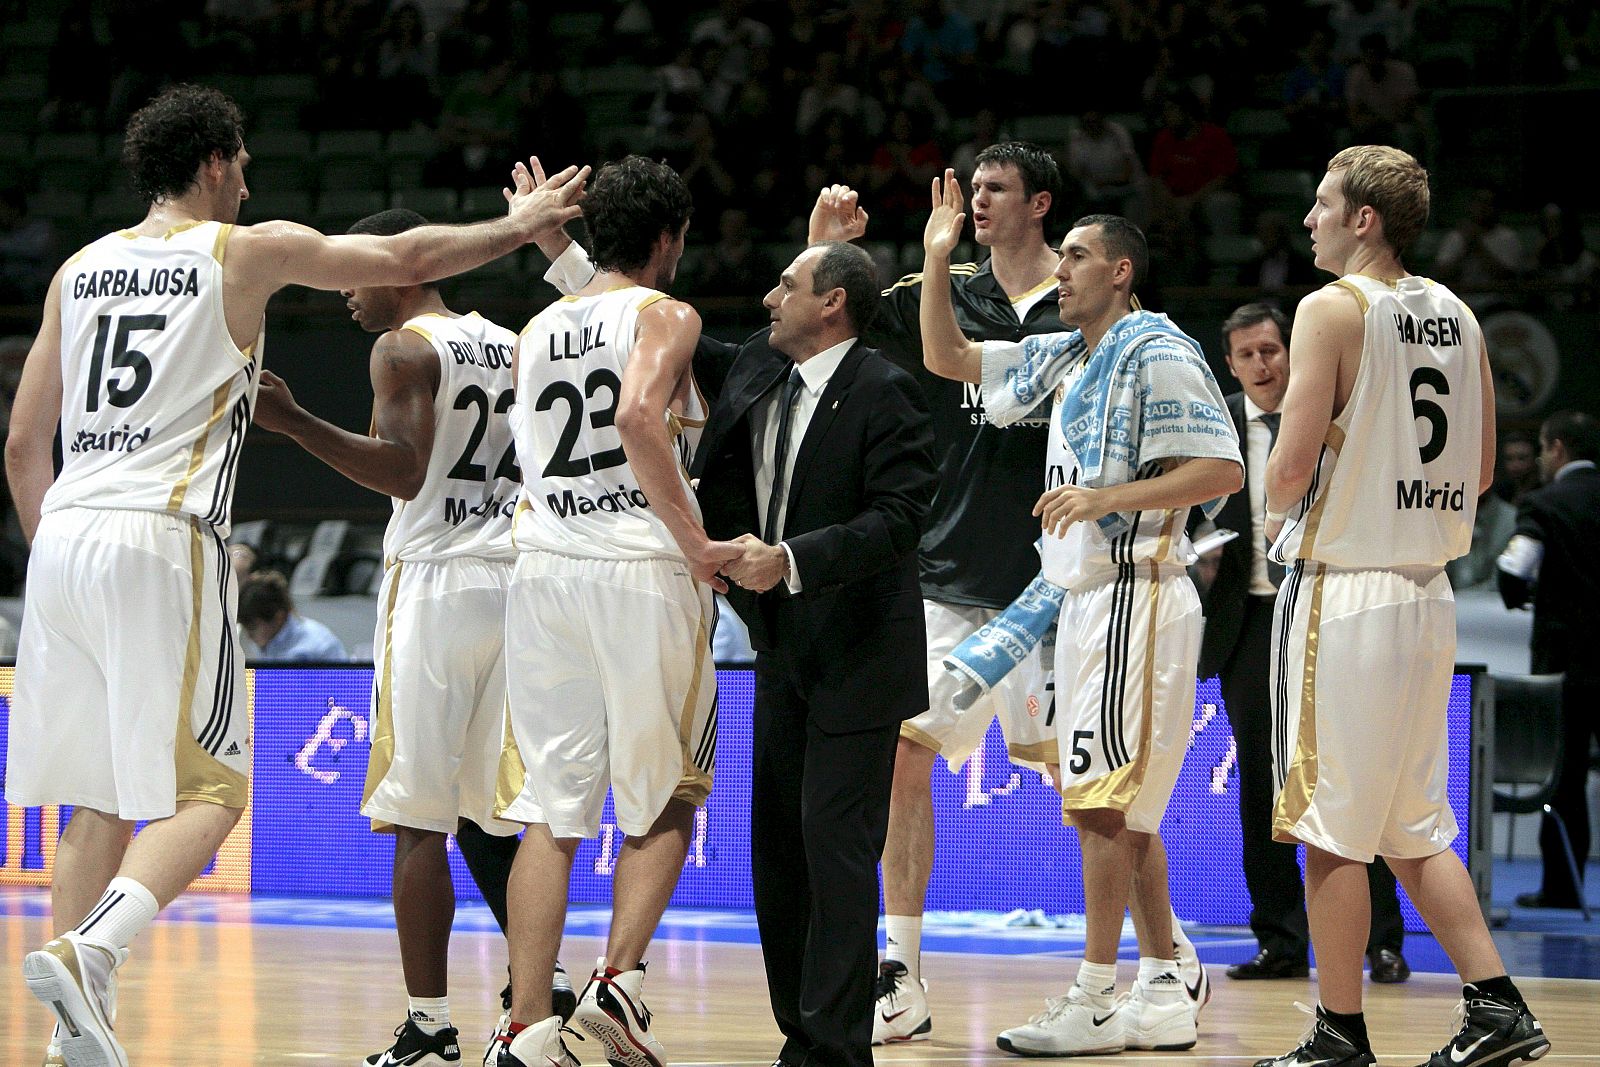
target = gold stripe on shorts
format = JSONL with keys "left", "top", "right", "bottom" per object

{"left": 494, "top": 695, "right": 527, "bottom": 819}
{"left": 1273, "top": 563, "right": 1328, "bottom": 842}
{"left": 174, "top": 522, "right": 248, "bottom": 808}
{"left": 672, "top": 598, "right": 714, "bottom": 807}
{"left": 362, "top": 562, "right": 405, "bottom": 823}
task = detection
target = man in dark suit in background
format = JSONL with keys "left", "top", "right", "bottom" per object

{"left": 694, "top": 240, "right": 938, "bottom": 1067}
{"left": 1497, "top": 409, "right": 1600, "bottom": 909}
{"left": 1197, "top": 302, "right": 1409, "bottom": 983}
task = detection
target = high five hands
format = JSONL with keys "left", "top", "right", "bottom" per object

{"left": 924, "top": 169, "right": 966, "bottom": 260}
{"left": 808, "top": 184, "right": 870, "bottom": 244}
{"left": 502, "top": 154, "right": 590, "bottom": 242}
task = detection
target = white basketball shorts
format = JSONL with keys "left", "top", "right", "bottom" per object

{"left": 498, "top": 551, "right": 716, "bottom": 838}
{"left": 1270, "top": 562, "right": 1458, "bottom": 862}
{"left": 6, "top": 507, "right": 249, "bottom": 818}
{"left": 361, "top": 555, "right": 521, "bottom": 836}
{"left": 1053, "top": 565, "right": 1202, "bottom": 834}
{"left": 901, "top": 598, "right": 1058, "bottom": 770}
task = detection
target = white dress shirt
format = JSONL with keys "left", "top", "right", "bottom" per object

{"left": 1244, "top": 395, "right": 1279, "bottom": 596}
{"left": 751, "top": 337, "right": 855, "bottom": 592}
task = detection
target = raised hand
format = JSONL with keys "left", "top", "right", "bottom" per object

{"left": 807, "top": 184, "right": 870, "bottom": 244}
{"left": 505, "top": 156, "right": 590, "bottom": 241}
{"left": 923, "top": 168, "right": 966, "bottom": 261}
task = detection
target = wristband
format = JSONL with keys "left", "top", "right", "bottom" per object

{"left": 1265, "top": 507, "right": 1288, "bottom": 524}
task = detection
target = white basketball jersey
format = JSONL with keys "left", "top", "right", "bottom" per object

{"left": 1270, "top": 274, "right": 1483, "bottom": 569}
{"left": 44, "top": 221, "right": 262, "bottom": 536}
{"left": 382, "top": 312, "right": 519, "bottom": 563}
{"left": 1040, "top": 361, "right": 1197, "bottom": 590}
{"left": 511, "top": 285, "right": 704, "bottom": 561}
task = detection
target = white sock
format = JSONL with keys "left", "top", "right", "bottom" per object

{"left": 1075, "top": 960, "right": 1118, "bottom": 1003}
{"left": 408, "top": 996, "right": 450, "bottom": 1035}
{"left": 73, "top": 877, "right": 158, "bottom": 952}
{"left": 885, "top": 915, "right": 923, "bottom": 982}
{"left": 1138, "top": 957, "right": 1184, "bottom": 1002}
{"left": 1169, "top": 907, "right": 1194, "bottom": 958}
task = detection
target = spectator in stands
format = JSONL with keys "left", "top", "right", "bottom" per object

{"left": 861, "top": 57, "right": 948, "bottom": 141}
{"left": 0, "top": 188, "right": 56, "bottom": 305}
{"left": 1344, "top": 31, "right": 1421, "bottom": 152}
{"left": 1236, "top": 210, "right": 1319, "bottom": 294}
{"left": 1494, "top": 430, "right": 1543, "bottom": 508}
{"left": 949, "top": 109, "right": 1008, "bottom": 187}
{"left": 1534, "top": 201, "right": 1598, "bottom": 310}
{"left": 1329, "top": 0, "right": 1412, "bottom": 63}
{"left": 843, "top": 0, "right": 907, "bottom": 71}
{"left": 515, "top": 70, "right": 586, "bottom": 179}
{"left": 427, "top": 56, "right": 523, "bottom": 189}
{"left": 239, "top": 570, "right": 349, "bottom": 662}
{"left": 802, "top": 112, "right": 869, "bottom": 215}
{"left": 676, "top": 114, "right": 738, "bottom": 236}
{"left": 683, "top": 207, "right": 775, "bottom": 299}
{"left": 900, "top": 0, "right": 979, "bottom": 88}
{"left": 690, "top": 0, "right": 775, "bottom": 85}
{"left": 868, "top": 109, "right": 947, "bottom": 236}
{"left": 1281, "top": 28, "right": 1347, "bottom": 167}
{"left": 375, "top": 2, "right": 441, "bottom": 128}
{"left": 649, "top": 41, "right": 707, "bottom": 140}
{"left": 437, "top": 0, "right": 532, "bottom": 76}
{"left": 795, "top": 51, "right": 864, "bottom": 138}
{"left": 39, "top": 0, "right": 110, "bottom": 132}
{"left": 1433, "top": 187, "right": 1525, "bottom": 299}
{"left": 1066, "top": 109, "right": 1146, "bottom": 223}
{"left": 1148, "top": 88, "right": 1240, "bottom": 254}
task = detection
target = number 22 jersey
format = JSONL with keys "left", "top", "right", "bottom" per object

{"left": 45, "top": 221, "right": 262, "bottom": 536}
{"left": 511, "top": 286, "right": 705, "bottom": 562}
{"left": 1270, "top": 273, "right": 1484, "bottom": 569}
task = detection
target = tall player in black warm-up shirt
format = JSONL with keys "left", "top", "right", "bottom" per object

{"left": 808, "top": 143, "right": 1206, "bottom": 1045}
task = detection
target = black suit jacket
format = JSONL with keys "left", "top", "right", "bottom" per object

{"left": 1196, "top": 392, "right": 1258, "bottom": 680}
{"left": 1499, "top": 464, "right": 1600, "bottom": 675}
{"left": 693, "top": 330, "right": 938, "bottom": 732}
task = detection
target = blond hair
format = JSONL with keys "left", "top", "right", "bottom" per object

{"left": 1327, "top": 145, "right": 1430, "bottom": 257}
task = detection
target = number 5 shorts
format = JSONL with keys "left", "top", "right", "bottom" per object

{"left": 496, "top": 550, "right": 716, "bottom": 839}
{"left": 360, "top": 556, "right": 523, "bottom": 837}
{"left": 1052, "top": 565, "right": 1202, "bottom": 834}
{"left": 5, "top": 507, "right": 250, "bottom": 819}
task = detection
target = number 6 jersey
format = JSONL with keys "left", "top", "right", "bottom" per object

{"left": 45, "top": 221, "right": 263, "bottom": 536}
{"left": 511, "top": 285, "right": 705, "bottom": 562}
{"left": 1269, "top": 273, "right": 1484, "bottom": 569}
{"left": 382, "top": 311, "right": 520, "bottom": 563}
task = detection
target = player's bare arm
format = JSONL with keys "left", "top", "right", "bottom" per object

{"left": 617, "top": 299, "right": 743, "bottom": 591}
{"left": 253, "top": 330, "right": 440, "bottom": 500}
{"left": 2, "top": 265, "right": 66, "bottom": 543}
{"left": 1034, "top": 457, "right": 1243, "bottom": 536}
{"left": 226, "top": 160, "right": 589, "bottom": 324}
{"left": 1264, "top": 284, "right": 1362, "bottom": 532}
{"left": 807, "top": 184, "right": 870, "bottom": 244}
{"left": 1477, "top": 341, "right": 1497, "bottom": 491}
{"left": 919, "top": 169, "right": 984, "bottom": 383}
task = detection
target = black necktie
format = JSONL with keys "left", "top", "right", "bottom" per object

{"left": 763, "top": 368, "right": 804, "bottom": 544}
{"left": 1259, "top": 411, "right": 1286, "bottom": 587}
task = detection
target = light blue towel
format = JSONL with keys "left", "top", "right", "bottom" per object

{"left": 982, "top": 311, "right": 1241, "bottom": 539}
{"left": 942, "top": 573, "right": 1064, "bottom": 709}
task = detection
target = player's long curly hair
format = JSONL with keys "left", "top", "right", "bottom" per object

{"left": 582, "top": 156, "right": 694, "bottom": 275}
{"left": 122, "top": 84, "right": 245, "bottom": 206}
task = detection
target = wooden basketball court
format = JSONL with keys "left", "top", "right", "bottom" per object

{"left": 3, "top": 907, "right": 1596, "bottom": 1065}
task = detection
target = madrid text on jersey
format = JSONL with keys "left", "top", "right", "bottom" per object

{"left": 1396, "top": 478, "right": 1467, "bottom": 511}
{"left": 546, "top": 484, "right": 651, "bottom": 518}
{"left": 443, "top": 493, "right": 515, "bottom": 526}
{"left": 71, "top": 266, "right": 202, "bottom": 300}
{"left": 1394, "top": 312, "right": 1462, "bottom": 347}
{"left": 69, "top": 423, "right": 152, "bottom": 454}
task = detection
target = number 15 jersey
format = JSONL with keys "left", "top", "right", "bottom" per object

{"left": 1270, "top": 273, "right": 1484, "bottom": 569}
{"left": 383, "top": 311, "right": 519, "bottom": 564}
{"left": 511, "top": 286, "right": 704, "bottom": 562}
{"left": 45, "top": 221, "right": 262, "bottom": 536}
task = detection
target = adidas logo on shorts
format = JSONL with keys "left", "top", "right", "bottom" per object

{"left": 224, "top": 742, "right": 241, "bottom": 756}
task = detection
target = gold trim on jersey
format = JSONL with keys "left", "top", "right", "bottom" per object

{"left": 899, "top": 721, "right": 944, "bottom": 753}
{"left": 1009, "top": 738, "right": 1060, "bottom": 766}
{"left": 1295, "top": 425, "right": 1346, "bottom": 560}
{"left": 637, "top": 292, "right": 669, "bottom": 312}
{"left": 1273, "top": 562, "right": 1327, "bottom": 843}
{"left": 494, "top": 695, "right": 529, "bottom": 819}
{"left": 1153, "top": 509, "right": 1177, "bottom": 562}
{"left": 671, "top": 599, "right": 714, "bottom": 807}
{"left": 167, "top": 380, "right": 234, "bottom": 513}
{"left": 65, "top": 244, "right": 94, "bottom": 267}
{"left": 1011, "top": 276, "right": 1059, "bottom": 305}
{"left": 1130, "top": 293, "right": 1142, "bottom": 311}
{"left": 210, "top": 223, "right": 232, "bottom": 264}
{"left": 401, "top": 322, "right": 435, "bottom": 344}
{"left": 1328, "top": 278, "right": 1370, "bottom": 315}
{"left": 882, "top": 262, "right": 980, "bottom": 295}
{"left": 362, "top": 562, "right": 405, "bottom": 828}
{"left": 1061, "top": 563, "right": 1160, "bottom": 819}
{"left": 174, "top": 522, "right": 248, "bottom": 808}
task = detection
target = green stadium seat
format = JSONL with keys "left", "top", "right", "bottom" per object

{"left": 316, "top": 130, "right": 385, "bottom": 160}
{"left": 28, "top": 188, "right": 87, "bottom": 221}
{"left": 241, "top": 191, "right": 314, "bottom": 225}
{"left": 1012, "top": 114, "right": 1077, "bottom": 144}
{"left": 389, "top": 188, "right": 459, "bottom": 221}
{"left": 1205, "top": 234, "right": 1263, "bottom": 266}
{"left": 316, "top": 190, "right": 387, "bottom": 232}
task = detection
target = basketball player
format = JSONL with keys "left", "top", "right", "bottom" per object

{"left": 1255, "top": 146, "right": 1547, "bottom": 1067}
{"left": 2, "top": 83, "right": 586, "bottom": 1067}
{"left": 807, "top": 145, "right": 1209, "bottom": 1043}
{"left": 490, "top": 156, "right": 739, "bottom": 1067}
{"left": 251, "top": 207, "right": 577, "bottom": 1067}
{"left": 918, "top": 172, "right": 1243, "bottom": 1056}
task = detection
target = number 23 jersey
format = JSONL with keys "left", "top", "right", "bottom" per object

{"left": 1270, "top": 273, "right": 1484, "bottom": 569}
{"left": 383, "top": 311, "right": 519, "bottom": 563}
{"left": 511, "top": 286, "right": 704, "bottom": 562}
{"left": 46, "top": 221, "right": 262, "bottom": 536}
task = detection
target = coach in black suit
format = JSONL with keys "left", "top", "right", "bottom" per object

{"left": 1498, "top": 409, "right": 1600, "bottom": 909}
{"left": 1197, "top": 303, "right": 1408, "bottom": 982}
{"left": 694, "top": 241, "right": 937, "bottom": 1067}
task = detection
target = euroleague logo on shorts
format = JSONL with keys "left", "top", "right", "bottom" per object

{"left": 1027, "top": 695, "right": 1040, "bottom": 718}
